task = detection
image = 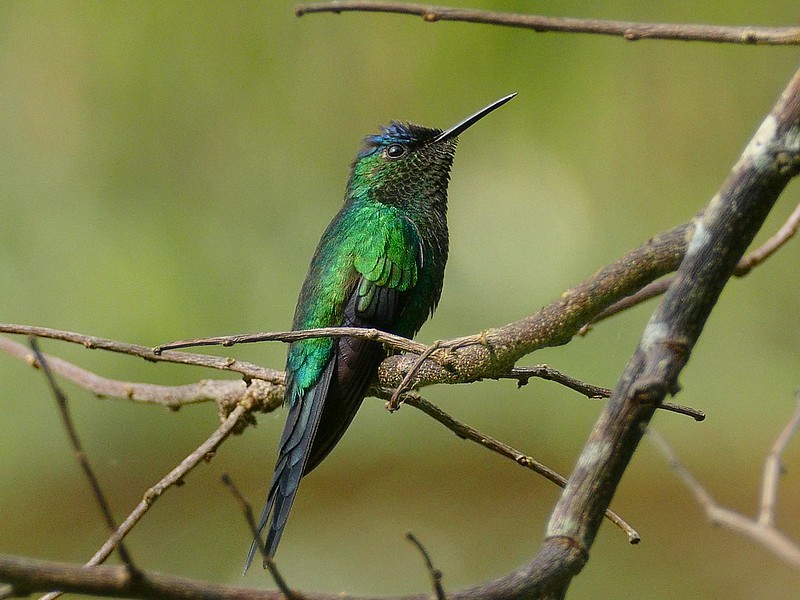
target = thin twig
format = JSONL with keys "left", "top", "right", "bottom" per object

{"left": 508, "top": 365, "right": 609, "bottom": 397}
{"left": 93, "top": 403, "right": 250, "bottom": 561}
{"left": 36, "top": 401, "right": 255, "bottom": 600}
{"left": 295, "top": 2, "right": 800, "bottom": 45}
{"left": 0, "top": 335, "right": 269, "bottom": 411}
{"left": 406, "top": 533, "right": 445, "bottom": 600}
{"left": 735, "top": 202, "right": 800, "bottom": 275}
{"left": 29, "top": 338, "right": 137, "bottom": 572}
{"left": 578, "top": 278, "right": 672, "bottom": 333}
{"left": 648, "top": 426, "right": 800, "bottom": 569}
{"left": 758, "top": 392, "right": 800, "bottom": 527}
{"left": 387, "top": 341, "right": 443, "bottom": 411}
{"left": 393, "top": 390, "right": 640, "bottom": 543}
{"left": 154, "top": 326, "right": 425, "bottom": 356}
{"left": 221, "top": 475, "right": 300, "bottom": 597}
{"left": 0, "top": 324, "right": 282, "bottom": 383}
{"left": 506, "top": 365, "right": 705, "bottom": 421}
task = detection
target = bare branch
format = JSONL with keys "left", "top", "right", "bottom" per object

{"left": 378, "top": 222, "right": 690, "bottom": 390}
{"left": 578, "top": 278, "right": 672, "bottom": 332}
{"left": 649, "top": 423, "right": 800, "bottom": 569}
{"left": 406, "top": 533, "right": 445, "bottom": 600}
{"left": 2, "top": 211, "right": 690, "bottom": 401}
{"left": 221, "top": 475, "right": 301, "bottom": 597}
{"left": 28, "top": 338, "right": 137, "bottom": 572}
{"left": 581, "top": 201, "right": 800, "bottom": 331}
{"left": 67, "top": 401, "right": 255, "bottom": 583}
{"left": 2, "top": 329, "right": 676, "bottom": 545}
{"left": 3, "top": 332, "right": 703, "bottom": 424}
{"left": 758, "top": 393, "right": 800, "bottom": 528}
{"left": 3, "top": 327, "right": 689, "bottom": 545}
{"left": 0, "top": 17, "right": 796, "bottom": 599}
{"left": 735, "top": 201, "right": 800, "bottom": 275}
{"left": 0, "top": 553, "right": 290, "bottom": 600}
{"left": 295, "top": 2, "right": 800, "bottom": 45}
{"left": 391, "top": 390, "right": 640, "bottom": 543}
{"left": 507, "top": 365, "right": 610, "bottom": 397}
{"left": 532, "top": 65, "right": 800, "bottom": 593}
{"left": 0, "top": 324, "right": 283, "bottom": 383}
{"left": 387, "top": 340, "right": 444, "bottom": 411}
{"left": 154, "top": 326, "right": 426, "bottom": 356}
{"left": 154, "top": 223, "right": 690, "bottom": 394}
{"left": 0, "top": 336, "right": 277, "bottom": 413}
{"left": 506, "top": 365, "right": 705, "bottom": 421}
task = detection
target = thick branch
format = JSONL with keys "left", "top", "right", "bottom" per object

{"left": 296, "top": 2, "right": 800, "bottom": 45}
{"left": 379, "top": 222, "right": 689, "bottom": 388}
{"left": 0, "top": 553, "right": 289, "bottom": 600}
{"left": 581, "top": 201, "right": 800, "bottom": 329}
{"left": 530, "top": 67, "right": 800, "bottom": 592}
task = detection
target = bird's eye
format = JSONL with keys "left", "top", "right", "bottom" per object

{"left": 385, "top": 144, "right": 406, "bottom": 159}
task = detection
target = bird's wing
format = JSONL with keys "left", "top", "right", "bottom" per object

{"left": 245, "top": 214, "right": 421, "bottom": 569}
{"left": 303, "top": 223, "right": 421, "bottom": 473}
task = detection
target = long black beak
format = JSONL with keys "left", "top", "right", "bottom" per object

{"left": 433, "top": 92, "right": 516, "bottom": 143}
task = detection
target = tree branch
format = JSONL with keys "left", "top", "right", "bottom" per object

{"left": 0, "top": 553, "right": 291, "bottom": 600}
{"left": 648, "top": 394, "right": 800, "bottom": 569}
{"left": 28, "top": 339, "right": 138, "bottom": 574}
{"left": 154, "top": 326, "right": 425, "bottom": 356}
{"left": 0, "top": 336, "right": 278, "bottom": 415}
{"left": 2, "top": 8, "right": 798, "bottom": 597}
{"left": 2, "top": 331, "right": 641, "bottom": 541}
{"left": 295, "top": 2, "right": 800, "bottom": 45}
{"left": 527, "top": 65, "right": 800, "bottom": 594}
{"left": 405, "top": 533, "right": 445, "bottom": 600}
{"left": 0, "top": 76, "right": 800, "bottom": 598}
{"left": 378, "top": 221, "right": 689, "bottom": 390}
{"left": 580, "top": 201, "right": 800, "bottom": 330}
{"left": 758, "top": 392, "right": 800, "bottom": 529}
{"left": 221, "top": 475, "right": 302, "bottom": 597}
{"left": 64, "top": 401, "right": 256, "bottom": 584}
{"left": 153, "top": 222, "right": 691, "bottom": 391}
{"left": 3, "top": 232, "right": 693, "bottom": 413}
{"left": 393, "top": 390, "right": 640, "bottom": 543}
{"left": 2, "top": 333, "right": 704, "bottom": 425}
{"left": 0, "top": 324, "right": 283, "bottom": 384}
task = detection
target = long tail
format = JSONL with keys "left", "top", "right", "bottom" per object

{"left": 243, "top": 284, "right": 393, "bottom": 571}
{"left": 243, "top": 359, "right": 335, "bottom": 572}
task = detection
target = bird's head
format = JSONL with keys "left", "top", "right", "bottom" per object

{"left": 346, "top": 93, "right": 516, "bottom": 210}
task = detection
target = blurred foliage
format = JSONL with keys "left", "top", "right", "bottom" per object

{"left": 1, "top": 1, "right": 799, "bottom": 598}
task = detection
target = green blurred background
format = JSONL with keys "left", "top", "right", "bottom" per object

{"left": 1, "top": 1, "right": 799, "bottom": 598}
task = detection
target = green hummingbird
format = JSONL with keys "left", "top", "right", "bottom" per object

{"left": 245, "top": 93, "right": 515, "bottom": 570}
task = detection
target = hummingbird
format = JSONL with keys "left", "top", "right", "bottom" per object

{"left": 245, "top": 93, "right": 516, "bottom": 571}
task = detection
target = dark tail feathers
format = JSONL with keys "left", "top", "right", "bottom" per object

{"left": 243, "top": 359, "right": 335, "bottom": 572}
